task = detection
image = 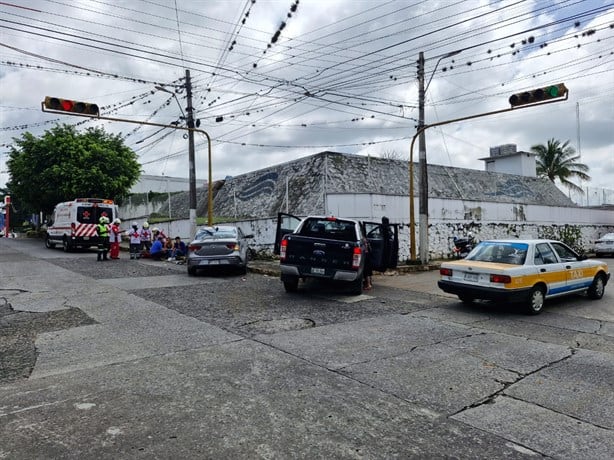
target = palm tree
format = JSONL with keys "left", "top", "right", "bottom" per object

{"left": 531, "top": 138, "right": 590, "bottom": 193}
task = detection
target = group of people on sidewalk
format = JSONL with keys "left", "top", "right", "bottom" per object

{"left": 95, "top": 218, "right": 186, "bottom": 262}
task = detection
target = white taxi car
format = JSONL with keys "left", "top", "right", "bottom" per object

{"left": 438, "top": 239, "right": 610, "bottom": 314}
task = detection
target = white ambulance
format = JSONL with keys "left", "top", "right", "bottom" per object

{"left": 45, "top": 198, "right": 119, "bottom": 251}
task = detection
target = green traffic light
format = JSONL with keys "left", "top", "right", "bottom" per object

{"left": 546, "top": 86, "right": 559, "bottom": 97}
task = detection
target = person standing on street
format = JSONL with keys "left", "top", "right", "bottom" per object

{"left": 109, "top": 218, "right": 122, "bottom": 259}
{"left": 95, "top": 216, "right": 110, "bottom": 261}
{"left": 139, "top": 221, "right": 152, "bottom": 253}
{"left": 128, "top": 222, "right": 141, "bottom": 259}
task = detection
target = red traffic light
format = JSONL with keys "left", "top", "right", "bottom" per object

{"left": 509, "top": 83, "right": 568, "bottom": 107}
{"left": 44, "top": 96, "right": 99, "bottom": 116}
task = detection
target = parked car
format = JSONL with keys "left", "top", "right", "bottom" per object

{"left": 594, "top": 233, "right": 614, "bottom": 257}
{"left": 274, "top": 213, "right": 399, "bottom": 294}
{"left": 187, "top": 225, "right": 253, "bottom": 275}
{"left": 438, "top": 239, "right": 610, "bottom": 315}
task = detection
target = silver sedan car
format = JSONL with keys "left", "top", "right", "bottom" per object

{"left": 187, "top": 225, "right": 253, "bottom": 275}
{"left": 595, "top": 233, "right": 614, "bottom": 258}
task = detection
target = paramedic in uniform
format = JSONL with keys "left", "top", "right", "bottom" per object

{"left": 139, "top": 222, "right": 152, "bottom": 253}
{"left": 95, "top": 216, "right": 110, "bottom": 261}
{"left": 109, "top": 218, "right": 122, "bottom": 259}
{"left": 129, "top": 222, "right": 141, "bottom": 259}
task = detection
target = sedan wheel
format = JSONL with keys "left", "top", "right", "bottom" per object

{"left": 458, "top": 294, "right": 474, "bottom": 305}
{"left": 587, "top": 274, "right": 606, "bottom": 300}
{"left": 525, "top": 286, "right": 545, "bottom": 315}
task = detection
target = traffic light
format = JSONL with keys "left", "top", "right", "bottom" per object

{"left": 43, "top": 96, "right": 100, "bottom": 116}
{"left": 508, "top": 83, "right": 568, "bottom": 107}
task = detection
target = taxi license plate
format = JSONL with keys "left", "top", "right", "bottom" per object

{"left": 464, "top": 273, "right": 478, "bottom": 282}
{"left": 311, "top": 267, "right": 325, "bottom": 275}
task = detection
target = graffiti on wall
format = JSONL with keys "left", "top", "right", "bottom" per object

{"left": 238, "top": 172, "right": 279, "bottom": 200}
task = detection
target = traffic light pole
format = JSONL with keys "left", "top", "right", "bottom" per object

{"left": 408, "top": 91, "right": 568, "bottom": 262}
{"left": 41, "top": 102, "right": 213, "bottom": 229}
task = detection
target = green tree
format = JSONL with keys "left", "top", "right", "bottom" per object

{"left": 7, "top": 124, "right": 141, "bottom": 216}
{"left": 531, "top": 138, "right": 590, "bottom": 193}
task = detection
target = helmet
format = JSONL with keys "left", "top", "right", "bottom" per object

{"left": 132, "top": 222, "right": 138, "bottom": 227}
{"left": 99, "top": 216, "right": 108, "bottom": 224}
{"left": 113, "top": 218, "right": 121, "bottom": 224}
{"left": 143, "top": 222, "right": 149, "bottom": 228}
{"left": 152, "top": 227, "right": 159, "bottom": 233}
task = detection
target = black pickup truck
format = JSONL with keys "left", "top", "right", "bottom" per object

{"left": 274, "top": 213, "right": 399, "bottom": 295}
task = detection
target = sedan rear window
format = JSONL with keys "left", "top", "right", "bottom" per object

{"left": 466, "top": 242, "right": 528, "bottom": 265}
{"left": 195, "top": 228, "right": 237, "bottom": 240}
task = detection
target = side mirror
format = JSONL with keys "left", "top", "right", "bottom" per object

{"left": 244, "top": 234, "right": 254, "bottom": 239}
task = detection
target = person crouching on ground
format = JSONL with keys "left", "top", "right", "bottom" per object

{"left": 169, "top": 236, "right": 187, "bottom": 261}
{"left": 128, "top": 222, "right": 141, "bottom": 259}
{"left": 150, "top": 235, "right": 169, "bottom": 261}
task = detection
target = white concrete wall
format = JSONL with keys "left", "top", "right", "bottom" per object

{"left": 327, "top": 193, "right": 613, "bottom": 225}
{"left": 120, "top": 193, "right": 613, "bottom": 261}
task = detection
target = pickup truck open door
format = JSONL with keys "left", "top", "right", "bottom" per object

{"left": 274, "top": 212, "right": 303, "bottom": 255}
{"left": 362, "top": 218, "right": 399, "bottom": 272}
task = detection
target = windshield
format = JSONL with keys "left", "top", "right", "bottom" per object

{"left": 195, "top": 227, "right": 237, "bottom": 240}
{"left": 466, "top": 241, "right": 528, "bottom": 265}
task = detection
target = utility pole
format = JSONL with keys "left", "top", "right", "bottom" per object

{"left": 417, "top": 52, "right": 428, "bottom": 264}
{"left": 185, "top": 69, "right": 197, "bottom": 238}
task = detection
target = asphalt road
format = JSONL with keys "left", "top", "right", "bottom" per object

{"left": 1, "top": 237, "right": 613, "bottom": 459}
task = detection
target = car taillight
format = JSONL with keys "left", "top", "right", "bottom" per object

{"left": 227, "top": 242, "right": 239, "bottom": 251}
{"left": 280, "top": 239, "right": 288, "bottom": 261}
{"left": 440, "top": 268, "right": 453, "bottom": 276}
{"left": 490, "top": 274, "right": 511, "bottom": 284}
{"left": 352, "top": 246, "right": 362, "bottom": 269}
{"left": 188, "top": 244, "right": 201, "bottom": 252}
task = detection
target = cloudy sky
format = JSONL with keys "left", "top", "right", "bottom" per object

{"left": 1, "top": 0, "right": 613, "bottom": 196}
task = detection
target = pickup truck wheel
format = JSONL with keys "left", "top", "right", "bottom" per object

{"left": 350, "top": 277, "right": 363, "bottom": 296}
{"left": 525, "top": 285, "right": 545, "bottom": 315}
{"left": 45, "top": 235, "right": 56, "bottom": 249}
{"left": 283, "top": 278, "right": 299, "bottom": 292}
{"left": 587, "top": 274, "right": 606, "bottom": 299}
